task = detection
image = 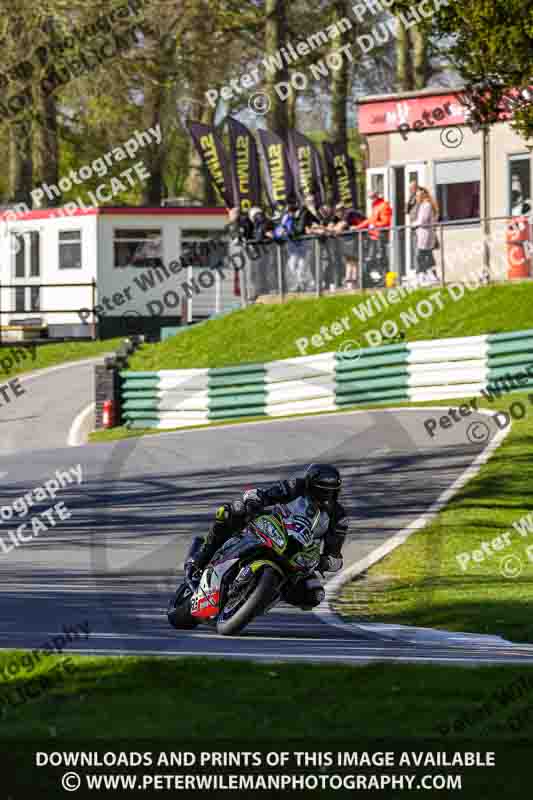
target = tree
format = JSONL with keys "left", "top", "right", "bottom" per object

{"left": 391, "top": 0, "right": 533, "bottom": 138}
{"left": 264, "top": 0, "right": 289, "bottom": 137}
{"left": 0, "top": 4, "right": 35, "bottom": 204}
{"left": 329, "top": 0, "right": 350, "bottom": 151}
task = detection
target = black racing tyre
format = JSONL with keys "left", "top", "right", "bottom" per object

{"left": 167, "top": 583, "right": 199, "bottom": 630}
{"left": 216, "top": 567, "right": 280, "bottom": 636}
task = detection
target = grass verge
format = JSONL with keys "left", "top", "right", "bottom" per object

{"left": 0, "top": 338, "right": 122, "bottom": 379}
{"left": 2, "top": 654, "right": 533, "bottom": 796}
{"left": 1, "top": 652, "right": 533, "bottom": 740}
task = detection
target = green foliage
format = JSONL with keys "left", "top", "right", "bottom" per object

{"left": 391, "top": 0, "right": 533, "bottom": 139}
{"left": 0, "top": 338, "right": 123, "bottom": 379}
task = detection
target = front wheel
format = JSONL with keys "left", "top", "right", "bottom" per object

{"left": 167, "top": 583, "right": 199, "bottom": 630}
{"left": 216, "top": 567, "right": 280, "bottom": 636}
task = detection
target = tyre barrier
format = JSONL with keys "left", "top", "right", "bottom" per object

{"left": 120, "top": 329, "right": 533, "bottom": 429}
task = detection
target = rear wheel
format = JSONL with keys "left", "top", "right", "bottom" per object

{"left": 216, "top": 567, "right": 280, "bottom": 636}
{"left": 167, "top": 583, "right": 199, "bottom": 630}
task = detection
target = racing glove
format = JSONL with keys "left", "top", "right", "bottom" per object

{"left": 320, "top": 520, "right": 348, "bottom": 574}
{"left": 215, "top": 501, "right": 248, "bottom": 526}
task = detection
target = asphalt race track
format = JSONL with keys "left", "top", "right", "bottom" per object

{"left": 2, "top": 384, "right": 533, "bottom": 666}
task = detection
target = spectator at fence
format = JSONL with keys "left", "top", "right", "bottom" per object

{"left": 406, "top": 180, "right": 419, "bottom": 223}
{"left": 278, "top": 200, "right": 315, "bottom": 291}
{"left": 248, "top": 206, "right": 272, "bottom": 242}
{"left": 333, "top": 203, "right": 364, "bottom": 233}
{"left": 414, "top": 186, "right": 439, "bottom": 275}
{"left": 296, "top": 193, "right": 323, "bottom": 234}
{"left": 353, "top": 191, "right": 392, "bottom": 269}
{"left": 225, "top": 206, "right": 253, "bottom": 242}
{"left": 406, "top": 179, "right": 419, "bottom": 268}
{"left": 271, "top": 200, "right": 286, "bottom": 229}
{"left": 318, "top": 204, "right": 338, "bottom": 232}
{"left": 354, "top": 191, "right": 392, "bottom": 236}
{"left": 327, "top": 204, "right": 364, "bottom": 290}
{"left": 343, "top": 256, "right": 358, "bottom": 290}
{"left": 245, "top": 207, "right": 274, "bottom": 297}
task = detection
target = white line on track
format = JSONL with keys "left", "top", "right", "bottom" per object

{"left": 18, "top": 356, "right": 108, "bottom": 385}
{"left": 68, "top": 402, "right": 96, "bottom": 447}
{"left": 15, "top": 646, "right": 533, "bottom": 666}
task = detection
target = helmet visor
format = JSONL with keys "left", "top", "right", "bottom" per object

{"left": 310, "top": 485, "right": 339, "bottom": 511}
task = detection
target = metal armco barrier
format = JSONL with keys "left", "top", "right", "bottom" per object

{"left": 120, "top": 329, "right": 533, "bottom": 429}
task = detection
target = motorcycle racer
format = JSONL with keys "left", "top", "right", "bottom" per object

{"left": 184, "top": 463, "right": 348, "bottom": 609}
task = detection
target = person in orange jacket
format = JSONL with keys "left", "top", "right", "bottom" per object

{"left": 353, "top": 191, "right": 392, "bottom": 275}
{"left": 353, "top": 191, "right": 392, "bottom": 239}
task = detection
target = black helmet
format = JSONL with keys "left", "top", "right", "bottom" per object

{"left": 304, "top": 464, "right": 342, "bottom": 510}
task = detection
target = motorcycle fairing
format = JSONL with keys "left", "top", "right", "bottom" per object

{"left": 190, "top": 532, "right": 271, "bottom": 620}
{"left": 189, "top": 513, "right": 321, "bottom": 621}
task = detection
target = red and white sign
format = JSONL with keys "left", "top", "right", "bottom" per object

{"left": 358, "top": 93, "right": 468, "bottom": 135}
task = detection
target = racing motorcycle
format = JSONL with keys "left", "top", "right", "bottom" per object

{"left": 167, "top": 509, "right": 322, "bottom": 636}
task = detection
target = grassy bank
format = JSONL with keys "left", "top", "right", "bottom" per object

{"left": 1, "top": 652, "right": 533, "bottom": 740}
{"left": 336, "top": 390, "right": 533, "bottom": 643}
{"left": 4, "top": 653, "right": 533, "bottom": 795}
{"left": 128, "top": 283, "right": 533, "bottom": 371}
{"left": 0, "top": 338, "right": 122, "bottom": 379}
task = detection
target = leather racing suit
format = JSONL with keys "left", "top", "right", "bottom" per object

{"left": 189, "top": 477, "right": 348, "bottom": 609}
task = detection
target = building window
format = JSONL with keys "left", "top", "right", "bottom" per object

{"left": 509, "top": 154, "right": 531, "bottom": 216}
{"left": 59, "top": 230, "right": 82, "bottom": 269}
{"left": 14, "top": 235, "right": 25, "bottom": 277}
{"left": 181, "top": 229, "right": 226, "bottom": 268}
{"left": 369, "top": 173, "right": 385, "bottom": 197}
{"left": 435, "top": 158, "right": 480, "bottom": 222}
{"left": 15, "top": 286, "right": 25, "bottom": 312}
{"left": 113, "top": 229, "right": 162, "bottom": 268}
{"left": 30, "top": 232, "right": 40, "bottom": 277}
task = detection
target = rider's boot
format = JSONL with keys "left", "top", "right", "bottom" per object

{"left": 184, "top": 504, "right": 235, "bottom": 584}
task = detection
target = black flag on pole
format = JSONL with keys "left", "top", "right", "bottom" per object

{"left": 186, "top": 120, "right": 236, "bottom": 207}
{"left": 226, "top": 117, "right": 262, "bottom": 213}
